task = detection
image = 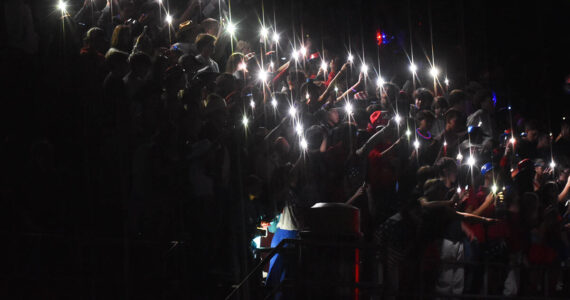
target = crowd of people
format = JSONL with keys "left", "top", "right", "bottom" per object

{"left": 2, "top": 0, "right": 570, "bottom": 298}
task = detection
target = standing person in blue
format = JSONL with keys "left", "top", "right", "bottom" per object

{"left": 266, "top": 126, "right": 326, "bottom": 299}
{"left": 265, "top": 163, "right": 302, "bottom": 300}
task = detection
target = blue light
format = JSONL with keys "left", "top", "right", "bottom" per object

{"left": 492, "top": 91, "right": 497, "bottom": 107}
{"left": 378, "top": 32, "right": 395, "bottom": 45}
{"left": 468, "top": 125, "right": 474, "bottom": 133}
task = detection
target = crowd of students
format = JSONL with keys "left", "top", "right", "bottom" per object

{"left": 2, "top": 0, "right": 570, "bottom": 298}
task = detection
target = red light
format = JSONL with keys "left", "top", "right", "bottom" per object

{"left": 376, "top": 30, "right": 383, "bottom": 46}
{"left": 354, "top": 248, "right": 360, "bottom": 299}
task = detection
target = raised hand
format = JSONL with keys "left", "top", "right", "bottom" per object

{"left": 340, "top": 62, "right": 350, "bottom": 73}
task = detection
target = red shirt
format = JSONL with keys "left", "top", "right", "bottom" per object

{"left": 464, "top": 187, "right": 509, "bottom": 243}
{"left": 367, "top": 142, "right": 397, "bottom": 191}
{"left": 324, "top": 70, "right": 336, "bottom": 87}
{"left": 464, "top": 187, "right": 488, "bottom": 242}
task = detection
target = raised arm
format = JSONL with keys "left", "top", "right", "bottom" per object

{"left": 334, "top": 72, "right": 363, "bottom": 104}
{"left": 346, "top": 182, "right": 367, "bottom": 205}
{"left": 456, "top": 211, "right": 498, "bottom": 224}
{"left": 418, "top": 196, "right": 454, "bottom": 208}
{"left": 472, "top": 192, "right": 496, "bottom": 216}
{"left": 263, "top": 116, "right": 289, "bottom": 146}
{"left": 178, "top": 0, "right": 202, "bottom": 27}
{"left": 317, "top": 62, "right": 350, "bottom": 103}
{"left": 271, "top": 60, "right": 291, "bottom": 85}
{"left": 355, "top": 119, "right": 397, "bottom": 157}
{"left": 558, "top": 176, "right": 570, "bottom": 203}
{"left": 380, "top": 137, "right": 401, "bottom": 156}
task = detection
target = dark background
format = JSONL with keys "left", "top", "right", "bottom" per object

{"left": 0, "top": 0, "right": 568, "bottom": 298}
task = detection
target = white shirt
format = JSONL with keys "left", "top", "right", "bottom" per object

{"left": 276, "top": 190, "right": 302, "bottom": 231}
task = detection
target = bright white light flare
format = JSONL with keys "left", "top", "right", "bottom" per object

{"left": 226, "top": 22, "right": 236, "bottom": 35}
{"left": 413, "top": 140, "right": 420, "bottom": 149}
{"left": 467, "top": 156, "right": 476, "bottom": 167}
{"left": 57, "top": 0, "right": 67, "bottom": 12}
{"left": 345, "top": 102, "right": 353, "bottom": 115}
{"left": 258, "top": 69, "right": 268, "bottom": 82}
{"left": 260, "top": 27, "right": 269, "bottom": 39}
{"left": 295, "top": 123, "right": 303, "bottom": 136}
{"left": 394, "top": 114, "right": 402, "bottom": 124}
{"left": 300, "top": 138, "right": 308, "bottom": 150}
{"left": 376, "top": 77, "right": 385, "bottom": 87}
{"left": 409, "top": 63, "right": 417, "bottom": 73}
{"left": 430, "top": 66, "right": 440, "bottom": 78}
{"left": 289, "top": 106, "right": 297, "bottom": 118}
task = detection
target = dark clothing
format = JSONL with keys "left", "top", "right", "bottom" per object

{"left": 414, "top": 129, "right": 439, "bottom": 167}
{"left": 554, "top": 137, "right": 570, "bottom": 159}
{"left": 516, "top": 139, "right": 538, "bottom": 160}
{"left": 435, "top": 130, "right": 464, "bottom": 160}
{"left": 420, "top": 206, "right": 461, "bottom": 243}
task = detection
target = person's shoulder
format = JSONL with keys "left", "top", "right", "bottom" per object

{"left": 434, "top": 130, "right": 446, "bottom": 142}
{"left": 211, "top": 59, "right": 219, "bottom": 70}
{"left": 467, "top": 109, "right": 484, "bottom": 122}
